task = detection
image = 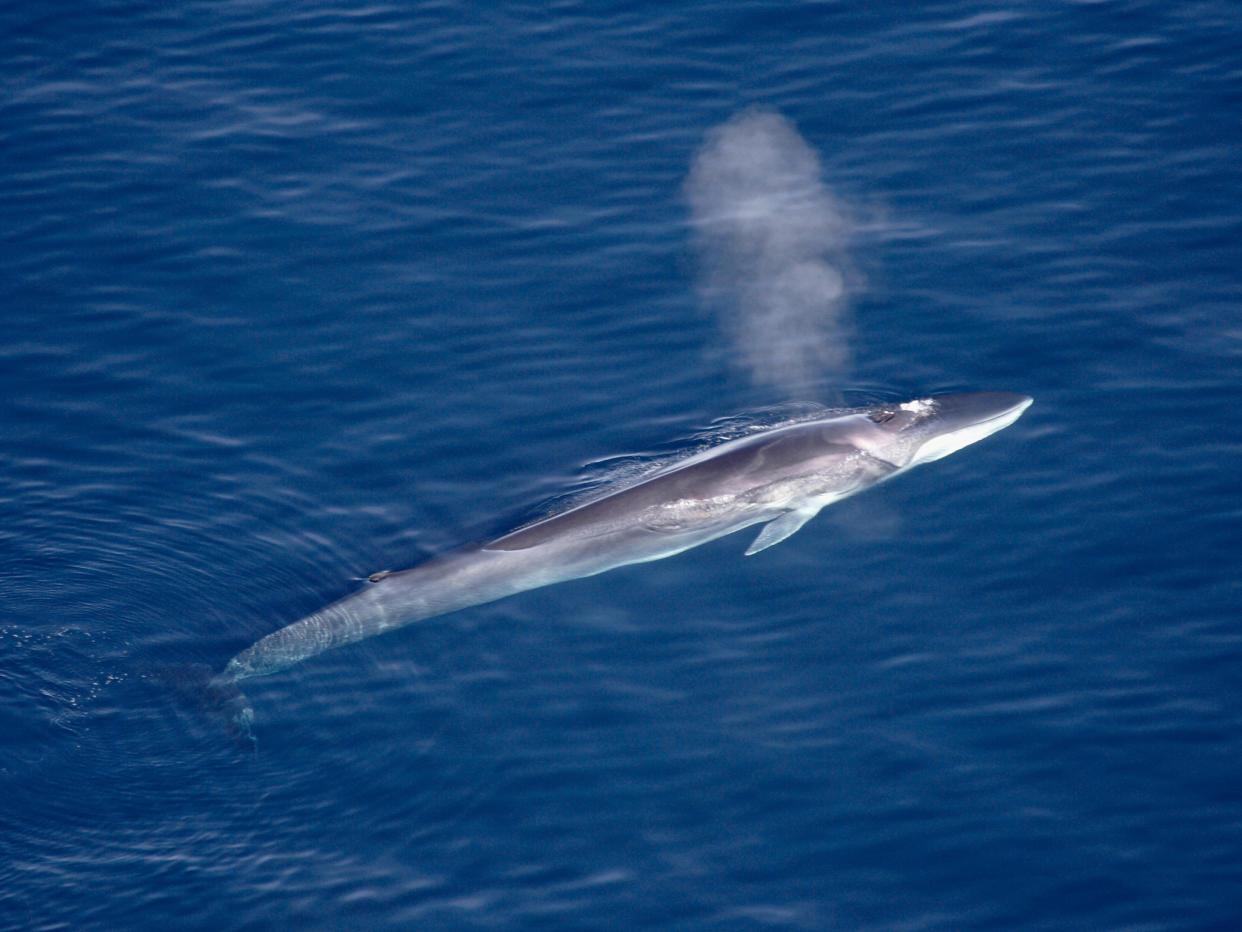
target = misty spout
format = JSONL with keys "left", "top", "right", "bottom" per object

{"left": 686, "top": 110, "right": 856, "bottom": 397}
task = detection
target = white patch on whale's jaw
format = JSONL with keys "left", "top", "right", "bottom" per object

{"left": 907, "top": 399, "right": 1032, "bottom": 467}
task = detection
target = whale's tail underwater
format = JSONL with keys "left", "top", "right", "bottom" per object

{"left": 218, "top": 392, "right": 1032, "bottom": 740}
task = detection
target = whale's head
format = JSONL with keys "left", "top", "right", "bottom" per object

{"left": 856, "top": 392, "right": 1033, "bottom": 470}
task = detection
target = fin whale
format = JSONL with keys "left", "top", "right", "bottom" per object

{"left": 220, "top": 392, "right": 1031, "bottom": 714}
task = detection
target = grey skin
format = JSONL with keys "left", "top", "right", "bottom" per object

{"left": 224, "top": 392, "right": 1031, "bottom": 687}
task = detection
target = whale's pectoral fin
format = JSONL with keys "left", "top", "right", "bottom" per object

{"left": 744, "top": 508, "right": 819, "bottom": 556}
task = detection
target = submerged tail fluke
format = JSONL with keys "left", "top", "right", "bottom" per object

{"left": 155, "top": 662, "right": 257, "bottom": 752}
{"left": 208, "top": 672, "right": 256, "bottom": 751}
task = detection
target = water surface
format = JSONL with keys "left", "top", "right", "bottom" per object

{"left": 2, "top": 1, "right": 1241, "bottom": 929}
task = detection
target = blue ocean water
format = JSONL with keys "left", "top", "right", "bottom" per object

{"left": 3, "top": 1, "right": 1241, "bottom": 928}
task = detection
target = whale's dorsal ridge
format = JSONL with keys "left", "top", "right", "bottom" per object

{"left": 484, "top": 524, "right": 556, "bottom": 551}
